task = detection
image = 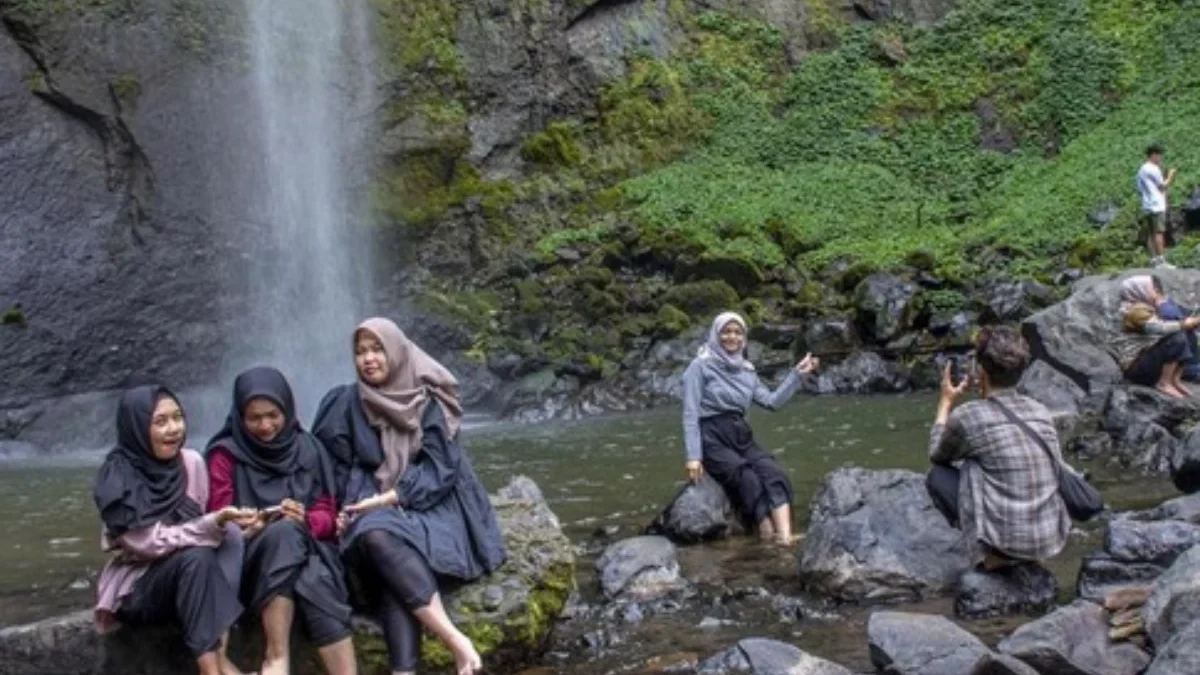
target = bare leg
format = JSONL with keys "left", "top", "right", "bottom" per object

{"left": 316, "top": 637, "right": 358, "bottom": 675}
{"left": 1155, "top": 232, "right": 1167, "bottom": 257}
{"left": 198, "top": 653, "right": 223, "bottom": 675}
{"left": 1158, "top": 363, "right": 1187, "bottom": 399}
{"left": 769, "top": 504, "right": 796, "bottom": 545}
{"left": 218, "top": 632, "right": 245, "bottom": 675}
{"left": 413, "top": 594, "right": 482, "bottom": 675}
{"left": 757, "top": 517, "right": 775, "bottom": 541}
{"left": 260, "top": 597, "right": 293, "bottom": 675}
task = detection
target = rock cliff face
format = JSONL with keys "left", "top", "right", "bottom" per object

{"left": 1, "top": 0, "right": 967, "bottom": 436}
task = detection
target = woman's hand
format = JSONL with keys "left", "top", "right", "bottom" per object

{"left": 215, "top": 506, "right": 258, "bottom": 527}
{"left": 280, "top": 498, "right": 306, "bottom": 524}
{"left": 336, "top": 512, "right": 350, "bottom": 538}
{"left": 240, "top": 515, "right": 266, "bottom": 540}
{"left": 344, "top": 490, "right": 400, "bottom": 517}
{"left": 1184, "top": 316, "right": 1200, "bottom": 331}
{"left": 795, "top": 353, "right": 820, "bottom": 375}
{"left": 685, "top": 460, "right": 703, "bottom": 482}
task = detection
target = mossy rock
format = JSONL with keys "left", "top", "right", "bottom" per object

{"left": 656, "top": 304, "right": 691, "bottom": 336}
{"left": 0, "top": 479, "right": 574, "bottom": 675}
{"left": 661, "top": 280, "right": 740, "bottom": 316}
{"left": 678, "top": 253, "right": 765, "bottom": 295}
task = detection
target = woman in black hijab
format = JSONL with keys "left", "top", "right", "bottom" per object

{"left": 206, "top": 367, "right": 355, "bottom": 675}
{"left": 93, "top": 385, "right": 255, "bottom": 675}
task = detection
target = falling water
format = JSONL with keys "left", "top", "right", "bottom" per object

{"left": 225, "top": 0, "right": 377, "bottom": 418}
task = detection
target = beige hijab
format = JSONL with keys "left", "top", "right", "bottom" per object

{"left": 355, "top": 318, "right": 463, "bottom": 491}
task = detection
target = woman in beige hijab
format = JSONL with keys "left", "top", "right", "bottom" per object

{"left": 313, "top": 318, "right": 505, "bottom": 675}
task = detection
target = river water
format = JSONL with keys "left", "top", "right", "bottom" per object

{"left": 0, "top": 394, "right": 1177, "bottom": 672}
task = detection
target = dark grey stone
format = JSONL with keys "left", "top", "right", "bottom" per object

{"left": 867, "top": 611, "right": 990, "bottom": 675}
{"left": 646, "top": 475, "right": 743, "bottom": 544}
{"left": 595, "top": 535, "right": 684, "bottom": 601}
{"left": 698, "top": 638, "right": 853, "bottom": 675}
{"left": 799, "top": 467, "right": 969, "bottom": 603}
{"left": 997, "top": 600, "right": 1150, "bottom": 675}
{"left": 1144, "top": 544, "right": 1200, "bottom": 648}
{"left": 954, "top": 563, "right": 1058, "bottom": 619}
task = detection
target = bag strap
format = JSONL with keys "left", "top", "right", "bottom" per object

{"left": 987, "top": 397, "right": 1062, "bottom": 478}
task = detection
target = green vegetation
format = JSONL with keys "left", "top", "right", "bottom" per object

{"left": 375, "top": 0, "right": 1200, "bottom": 375}
{"left": 1, "top": 305, "right": 27, "bottom": 326}
{"left": 111, "top": 72, "right": 140, "bottom": 105}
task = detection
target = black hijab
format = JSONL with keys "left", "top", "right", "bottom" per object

{"left": 205, "top": 366, "right": 334, "bottom": 509}
{"left": 93, "top": 385, "right": 201, "bottom": 537}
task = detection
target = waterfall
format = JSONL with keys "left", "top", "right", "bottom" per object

{"left": 226, "top": 0, "right": 378, "bottom": 419}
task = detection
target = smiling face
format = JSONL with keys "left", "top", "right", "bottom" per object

{"left": 149, "top": 395, "right": 186, "bottom": 461}
{"left": 242, "top": 397, "right": 285, "bottom": 444}
{"left": 718, "top": 320, "right": 746, "bottom": 356}
{"left": 355, "top": 331, "right": 389, "bottom": 386}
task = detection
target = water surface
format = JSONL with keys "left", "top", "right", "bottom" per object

{"left": 0, "top": 394, "right": 1177, "bottom": 672}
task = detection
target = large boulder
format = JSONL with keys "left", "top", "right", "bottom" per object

{"left": 1143, "top": 544, "right": 1200, "bottom": 648}
{"left": 1021, "top": 269, "right": 1200, "bottom": 397}
{"left": 854, "top": 274, "right": 919, "bottom": 343}
{"left": 645, "top": 475, "right": 744, "bottom": 543}
{"left": 954, "top": 563, "right": 1058, "bottom": 619}
{"left": 1018, "top": 360, "right": 1087, "bottom": 418}
{"left": 1077, "top": 519, "right": 1200, "bottom": 603}
{"left": 1171, "top": 426, "right": 1200, "bottom": 494}
{"left": 595, "top": 536, "right": 685, "bottom": 602}
{"left": 867, "top": 611, "right": 990, "bottom": 675}
{"left": 1143, "top": 620, "right": 1200, "bottom": 675}
{"left": 698, "top": 638, "right": 853, "bottom": 675}
{"left": 997, "top": 600, "right": 1151, "bottom": 675}
{"left": 799, "top": 467, "right": 969, "bottom": 602}
{"left": 0, "top": 476, "right": 574, "bottom": 675}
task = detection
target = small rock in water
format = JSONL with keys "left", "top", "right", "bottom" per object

{"left": 592, "top": 524, "right": 621, "bottom": 539}
{"left": 954, "top": 563, "right": 1058, "bottom": 619}
{"left": 621, "top": 603, "right": 644, "bottom": 624}
{"left": 697, "top": 616, "right": 736, "bottom": 629}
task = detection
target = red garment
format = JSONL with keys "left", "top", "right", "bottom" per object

{"left": 206, "top": 447, "right": 337, "bottom": 541}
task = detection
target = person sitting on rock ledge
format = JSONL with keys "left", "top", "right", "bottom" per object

{"left": 1115, "top": 274, "right": 1200, "bottom": 399}
{"left": 927, "top": 326, "right": 1071, "bottom": 571}
{"left": 314, "top": 318, "right": 506, "bottom": 675}
{"left": 1153, "top": 276, "right": 1200, "bottom": 383}
{"left": 680, "top": 311, "right": 820, "bottom": 546}
{"left": 93, "top": 386, "right": 258, "bottom": 675}
{"left": 206, "top": 367, "right": 357, "bottom": 675}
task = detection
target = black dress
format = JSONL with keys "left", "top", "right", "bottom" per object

{"left": 313, "top": 385, "right": 507, "bottom": 582}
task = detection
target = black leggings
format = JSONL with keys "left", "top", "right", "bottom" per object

{"left": 355, "top": 530, "right": 438, "bottom": 672}
{"left": 1127, "top": 331, "right": 1193, "bottom": 386}
{"left": 117, "top": 546, "right": 243, "bottom": 658}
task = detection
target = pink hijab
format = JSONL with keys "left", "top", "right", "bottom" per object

{"left": 1119, "top": 275, "right": 1158, "bottom": 316}
{"left": 355, "top": 318, "right": 463, "bottom": 491}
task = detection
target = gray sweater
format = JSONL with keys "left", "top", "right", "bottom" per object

{"left": 681, "top": 356, "right": 802, "bottom": 461}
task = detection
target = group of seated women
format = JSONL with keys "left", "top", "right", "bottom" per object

{"left": 92, "top": 318, "right": 504, "bottom": 675}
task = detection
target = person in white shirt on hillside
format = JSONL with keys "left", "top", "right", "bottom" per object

{"left": 1136, "top": 144, "right": 1178, "bottom": 269}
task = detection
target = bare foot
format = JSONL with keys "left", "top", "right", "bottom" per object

{"left": 1157, "top": 383, "right": 1187, "bottom": 399}
{"left": 774, "top": 533, "right": 802, "bottom": 547}
{"left": 260, "top": 657, "right": 287, "bottom": 675}
{"left": 219, "top": 654, "right": 247, "bottom": 675}
{"left": 450, "top": 636, "right": 482, "bottom": 675}
{"left": 758, "top": 519, "right": 776, "bottom": 542}
{"left": 1174, "top": 383, "right": 1193, "bottom": 398}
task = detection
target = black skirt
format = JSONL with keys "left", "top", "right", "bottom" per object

{"left": 242, "top": 520, "right": 352, "bottom": 644}
{"left": 699, "top": 413, "right": 793, "bottom": 525}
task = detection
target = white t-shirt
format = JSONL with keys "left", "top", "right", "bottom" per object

{"left": 1136, "top": 161, "right": 1167, "bottom": 213}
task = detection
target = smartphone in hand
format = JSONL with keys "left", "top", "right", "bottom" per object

{"left": 260, "top": 505, "right": 285, "bottom": 521}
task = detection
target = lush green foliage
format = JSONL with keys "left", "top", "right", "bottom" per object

{"left": 550, "top": 0, "right": 1200, "bottom": 279}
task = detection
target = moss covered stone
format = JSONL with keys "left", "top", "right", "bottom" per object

{"left": 661, "top": 279, "right": 740, "bottom": 316}
{"left": 656, "top": 304, "right": 691, "bottom": 336}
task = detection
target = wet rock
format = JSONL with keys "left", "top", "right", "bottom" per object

{"left": 595, "top": 536, "right": 685, "bottom": 602}
{"left": 1170, "top": 425, "right": 1200, "bottom": 494}
{"left": 646, "top": 475, "right": 743, "bottom": 544}
{"left": 698, "top": 638, "right": 852, "bottom": 675}
{"left": 854, "top": 274, "right": 919, "bottom": 343}
{"left": 0, "top": 476, "right": 574, "bottom": 674}
{"left": 1113, "top": 420, "right": 1178, "bottom": 473}
{"left": 1128, "top": 492, "right": 1200, "bottom": 524}
{"left": 997, "top": 600, "right": 1150, "bottom": 675}
{"left": 954, "top": 563, "right": 1058, "bottom": 619}
{"left": 805, "top": 352, "right": 912, "bottom": 394}
{"left": 1143, "top": 620, "right": 1200, "bottom": 675}
{"left": 867, "top": 611, "right": 989, "bottom": 675}
{"left": 1076, "top": 519, "right": 1200, "bottom": 603}
{"left": 1021, "top": 271, "right": 1200, "bottom": 401}
{"left": 799, "top": 467, "right": 969, "bottom": 602}
{"left": 1144, "top": 544, "right": 1200, "bottom": 647}
{"left": 797, "top": 318, "right": 858, "bottom": 358}
{"left": 1102, "top": 386, "right": 1200, "bottom": 437}
{"left": 1070, "top": 432, "right": 1114, "bottom": 462}
{"left": 970, "top": 652, "right": 1040, "bottom": 675}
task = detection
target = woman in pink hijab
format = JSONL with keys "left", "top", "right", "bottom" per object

{"left": 313, "top": 318, "right": 505, "bottom": 675}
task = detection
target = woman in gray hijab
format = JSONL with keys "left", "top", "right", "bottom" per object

{"left": 313, "top": 318, "right": 504, "bottom": 675}
{"left": 680, "top": 311, "right": 819, "bottom": 545}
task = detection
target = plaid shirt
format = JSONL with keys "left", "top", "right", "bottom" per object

{"left": 930, "top": 391, "right": 1070, "bottom": 563}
